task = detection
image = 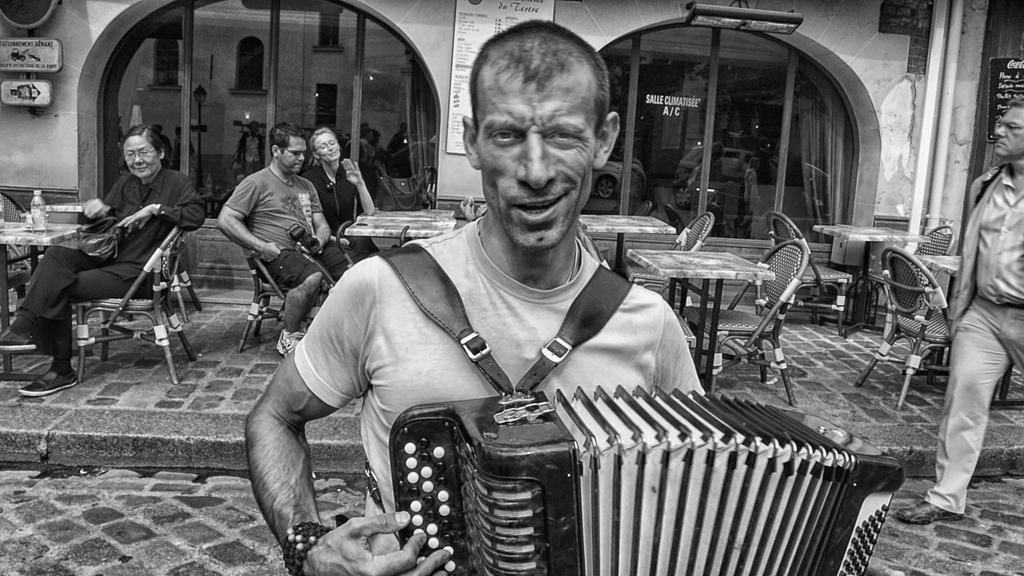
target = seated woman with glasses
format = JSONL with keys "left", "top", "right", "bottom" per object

{"left": 301, "top": 126, "right": 378, "bottom": 256}
{"left": 0, "top": 124, "right": 206, "bottom": 397}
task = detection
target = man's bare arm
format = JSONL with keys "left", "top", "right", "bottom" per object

{"left": 217, "top": 205, "right": 280, "bottom": 260}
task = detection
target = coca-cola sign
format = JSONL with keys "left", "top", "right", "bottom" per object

{"left": 988, "top": 59, "right": 1024, "bottom": 142}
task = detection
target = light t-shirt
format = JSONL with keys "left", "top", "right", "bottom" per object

{"left": 224, "top": 167, "right": 321, "bottom": 251}
{"left": 294, "top": 220, "right": 701, "bottom": 514}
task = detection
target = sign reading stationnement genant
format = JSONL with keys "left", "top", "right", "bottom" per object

{"left": 988, "top": 58, "right": 1024, "bottom": 142}
{"left": 0, "top": 38, "right": 63, "bottom": 73}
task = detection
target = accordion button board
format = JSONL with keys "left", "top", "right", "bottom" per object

{"left": 389, "top": 388, "right": 904, "bottom": 576}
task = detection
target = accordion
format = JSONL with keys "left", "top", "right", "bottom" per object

{"left": 389, "top": 386, "right": 904, "bottom": 576}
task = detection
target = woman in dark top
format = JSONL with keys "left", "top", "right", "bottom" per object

{"left": 303, "top": 126, "right": 379, "bottom": 256}
{"left": 0, "top": 125, "right": 206, "bottom": 397}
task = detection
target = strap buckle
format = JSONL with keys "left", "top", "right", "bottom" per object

{"left": 460, "top": 332, "right": 491, "bottom": 362}
{"left": 541, "top": 337, "right": 572, "bottom": 364}
{"left": 494, "top": 401, "right": 555, "bottom": 425}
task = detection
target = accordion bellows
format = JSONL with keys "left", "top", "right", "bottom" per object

{"left": 389, "top": 387, "right": 904, "bottom": 576}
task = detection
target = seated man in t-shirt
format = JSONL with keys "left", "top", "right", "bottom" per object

{"left": 218, "top": 122, "right": 352, "bottom": 356}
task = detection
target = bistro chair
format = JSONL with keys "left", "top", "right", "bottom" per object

{"left": 1, "top": 193, "right": 32, "bottom": 305}
{"left": 766, "top": 211, "right": 852, "bottom": 335}
{"left": 237, "top": 250, "right": 336, "bottom": 353}
{"left": 682, "top": 239, "right": 809, "bottom": 405}
{"left": 166, "top": 232, "right": 202, "bottom": 323}
{"left": 854, "top": 247, "right": 950, "bottom": 411}
{"left": 868, "top": 225, "right": 954, "bottom": 325}
{"left": 625, "top": 211, "right": 714, "bottom": 297}
{"left": 663, "top": 204, "right": 684, "bottom": 234}
{"left": 75, "top": 227, "right": 197, "bottom": 384}
{"left": 238, "top": 253, "right": 287, "bottom": 353}
{"left": 633, "top": 200, "right": 654, "bottom": 217}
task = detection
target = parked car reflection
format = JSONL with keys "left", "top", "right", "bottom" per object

{"left": 592, "top": 156, "right": 645, "bottom": 200}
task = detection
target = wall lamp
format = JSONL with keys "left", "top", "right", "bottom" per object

{"left": 685, "top": 2, "right": 803, "bottom": 34}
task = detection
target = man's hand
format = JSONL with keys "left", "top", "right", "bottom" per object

{"left": 303, "top": 512, "right": 452, "bottom": 576}
{"left": 83, "top": 198, "right": 112, "bottom": 220}
{"left": 117, "top": 203, "right": 160, "bottom": 233}
{"left": 258, "top": 241, "right": 282, "bottom": 261}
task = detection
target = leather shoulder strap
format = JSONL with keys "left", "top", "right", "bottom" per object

{"left": 378, "top": 244, "right": 632, "bottom": 395}
{"left": 378, "top": 245, "right": 513, "bottom": 395}
{"left": 517, "top": 265, "right": 631, "bottom": 392}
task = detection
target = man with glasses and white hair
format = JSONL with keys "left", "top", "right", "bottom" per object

{"left": 898, "top": 98, "right": 1024, "bottom": 524}
{"left": 218, "top": 122, "right": 353, "bottom": 356}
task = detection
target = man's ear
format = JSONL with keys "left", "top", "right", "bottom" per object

{"left": 592, "top": 111, "right": 620, "bottom": 170}
{"left": 463, "top": 116, "right": 482, "bottom": 170}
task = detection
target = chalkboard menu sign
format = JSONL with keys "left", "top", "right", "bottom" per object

{"left": 988, "top": 58, "right": 1024, "bottom": 142}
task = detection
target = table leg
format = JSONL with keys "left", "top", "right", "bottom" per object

{"left": 1, "top": 245, "right": 11, "bottom": 374}
{"left": 703, "top": 279, "right": 725, "bottom": 391}
{"left": 842, "top": 241, "right": 882, "bottom": 338}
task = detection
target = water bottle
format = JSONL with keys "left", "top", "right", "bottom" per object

{"left": 204, "top": 174, "right": 213, "bottom": 194}
{"left": 30, "top": 190, "right": 47, "bottom": 232}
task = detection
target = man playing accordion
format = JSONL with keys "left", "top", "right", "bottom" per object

{"left": 245, "top": 21, "right": 700, "bottom": 576}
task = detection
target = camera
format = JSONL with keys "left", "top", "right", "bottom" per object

{"left": 287, "top": 224, "right": 323, "bottom": 255}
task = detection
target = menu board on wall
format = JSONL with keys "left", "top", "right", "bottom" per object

{"left": 445, "top": 0, "right": 555, "bottom": 155}
{"left": 988, "top": 58, "right": 1024, "bottom": 142}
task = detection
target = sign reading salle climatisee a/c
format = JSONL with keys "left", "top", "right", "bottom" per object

{"left": 0, "top": 37, "right": 63, "bottom": 73}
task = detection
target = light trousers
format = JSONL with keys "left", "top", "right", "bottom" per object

{"left": 926, "top": 297, "right": 1024, "bottom": 513}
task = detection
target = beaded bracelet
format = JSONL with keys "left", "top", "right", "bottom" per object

{"left": 283, "top": 521, "right": 333, "bottom": 576}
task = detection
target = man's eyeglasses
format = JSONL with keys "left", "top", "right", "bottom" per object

{"left": 124, "top": 148, "right": 157, "bottom": 161}
{"left": 283, "top": 148, "right": 306, "bottom": 156}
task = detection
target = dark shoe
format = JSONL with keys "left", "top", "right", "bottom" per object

{"left": 0, "top": 326, "right": 34, "bottom": 351}
{"left": 896, "top": 500, "right": 964, "bottom": 524}
{"left": 19, "top": 370, "right": 78, "bottom": 398}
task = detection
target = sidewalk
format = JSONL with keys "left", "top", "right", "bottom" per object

{"left": 1, "top": 297, "right": 1022, "bottom": 478}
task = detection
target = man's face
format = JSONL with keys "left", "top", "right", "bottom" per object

{"left": 994, "top": 107, "right": 1024, "bottom": 163}
{"left": 463, "top": 64, "right": 619, "bottom": 254}
{"left": 273, "top": 136, "right": 306, "bottom": 176}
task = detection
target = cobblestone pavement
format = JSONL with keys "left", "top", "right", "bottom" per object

{"left": 1, "top": 466, "right": 1022, "bottom": 575}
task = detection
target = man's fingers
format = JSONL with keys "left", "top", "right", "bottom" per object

{"left": 369, "top": 535, "right": 451, "bottom": 576}
{"left": 411, "top": 549, "right": 453, "bottom": 576}
{"left": 347, "top": 511, "right": 411, "bottom": 539}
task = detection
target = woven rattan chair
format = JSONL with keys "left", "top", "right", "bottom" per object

{"left": 682, "top": 239, "right": 809, "bottom": 405}
{"left": 238, "top": 253, "right": 288, "bottom": 353}
{"left": 75, "top": 227, "right": 197, "bottom": 384}
{"left": 1, "top": 193, "right": 32, "bottom": 303}
{"left": 766, "top": 211, "right": 852, "bottom": 335}
{"left": 854, "top": 247, "right": 950, "bottom": 410}
{"left": 625, "top": 211, "right": 714, "bottom": 296}
{"left": 663, "top": 204, "right": 684, "bottom": 234}
{"left": 166, "top": 232, "right": 202, "bottom": 323}
{"left": 868, "top": 225, "right": 954, "bottom": 324}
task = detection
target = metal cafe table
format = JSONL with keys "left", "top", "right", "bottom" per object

{"left": 812, "top": 225, "right": 928, "bottom": 337}
{"left": 578, "top": 214, "right": 676, "bottom": 272}
{"left": 345, "top": 209, "right": 458, "bottom": 241}
{"left": 0, "top": 223, "right": 81, "bottom": 379}
{"left": 627, "top": 249, "right": 775, "bottom": 388}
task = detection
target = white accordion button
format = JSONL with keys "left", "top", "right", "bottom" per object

{"left": 414, "top": 528, "right": 425, "bottom": 535}
{"left": 405, "top": 457, "right": 418, "bottom": 469}
{"left": 410, "top": 500, "right": 423, "bottom": 513}
{"left": 432, "top": 446, "right": 446, "bottom": 459}
{"left": 422, "top": 480, "right": 435, "bottom": 493}
{"left": 427, "top": 523, "right": 438, "bottom": 535}
{"left": 439, "top": 504, "right": 451, "bottom": 516}
{"left": 445, "top": 560, "right": 456, "bottom": 572}
{"left": 412, "top": 514, "right": 424, "bottom": 527}
{"left": 407, "top": 472, "right": 420, "bottom": 484}
{"left": 444, "top": 546, "right": 454, "bottom": 555}
{"left": 404, "top": 442, "right": 416, "bottom": 455}
{"left": 421, "top": 466, "right": 433, "bottom": 479}
{"left": 437, "top": 490, "right": 450, "bottom": 502}
{"left": 428, "top": 537, "right": 440, "bottom": 549}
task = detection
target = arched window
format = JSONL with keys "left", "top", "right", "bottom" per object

{"left": 153, "top": 39, "right": 179, "bottom": 86}
{"left": 236, "top": 36, "right": 264, "bottom": 90}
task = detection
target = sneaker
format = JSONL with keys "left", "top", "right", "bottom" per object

{"left": 19, "top": 370, "right": 78, "bottom": 397}
{"left": 276, "top": 330, "right": 304, "bottom": 356}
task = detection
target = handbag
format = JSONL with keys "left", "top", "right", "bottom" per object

{"left": 78, "top": 217, "right": 123, "bottom": 260}
{"left": 375, "top": 164, "right": 425, "bottom": 212}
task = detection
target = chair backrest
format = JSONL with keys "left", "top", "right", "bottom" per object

{"left": 633, "top": 200, "right": 653, "bottom": 217}
{"left": 676, "top": 211, "right": 714, "bottom": 252}
{"left": 1, "top": 193, "right": 24, "bottom": 223}
{"left": 759, "top": 239, "right": 810, "bottom": 310}
{"left": 881, "top": 246, "right": 946, "bottom": 317}
{"left": 102, "top": 227, "right": 183, "bottom": 325}
{"left": 915, "top": 225, "right": 954, "bottom": 257}
{"left": 765, "top": 210, "right": 804, "bottom": 243}
{"left": 244, "top": 252, "right": 287, "bottom": 300}
{"left": 663, "top": 204, "right": 683, "bottom": 234}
